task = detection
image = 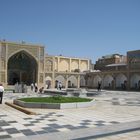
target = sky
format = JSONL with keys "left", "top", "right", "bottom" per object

{"left": 0, "top": 0, "right": 140, "bottom": 63}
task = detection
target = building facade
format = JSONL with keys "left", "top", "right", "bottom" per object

{"left": 1, "top": 40, "right": 139, "bottom": 91}
{"left": 0, "top": 41, "right": 90, "bottom": 89}
{"left": 94, "top": 54, "right": 127, "bottom": 71}
{"left": 86, "top": 50, "right": 140, "bottom": 91}
{"left": 45, "top": 55, "right": 90, "bottom": 89}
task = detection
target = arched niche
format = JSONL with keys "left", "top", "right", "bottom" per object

{"left": 116, "top": 74, "right": 127, "bottom": 88}
{"left": 103, "top": 75, "right": 113, "bottom": 88}
{"left": 67, "top": 75, "right": 77, "bottom": 88}
{"left": 80, "top": 76, "right": 86, "bottom": 87}
{"left": 45, "top": 76, "right": 52, "bottom": 89}
{"left": 130, "top": 74, "right": 140, "bottom": 89}
{"left": 93, "top": 75, "right": 102, "bottom": 88}
{"left": 7, "top": 50, "right": 38, "bottom": 85}
{"left": 55, "top": 75, "right": 65, "bottom": 88}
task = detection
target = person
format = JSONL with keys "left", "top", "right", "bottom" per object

{"left": 97, "top": 82, "right": 101, "bottom": 91}
{"left": 57, "top": 81, "right": 59, "bottom": 90}
{"left": 45, "top": 84, "right": 48, "bottom": 89}
{"left": 34, "top": 83, "right": 38, "bottom": 93}
{"left": 39, "top": 87, "right": 44, "bottom": 94}
{"left": 138, "top": 80, "right": 140, "bottom": 89}
{"left": 47, "top": 81, "right": 51, "bottom": 89}
{"left": 0, "top": 84, "right": 4, "bottom": 104}
{"left": 59, "top": 82, "right": 62, "bottom": 90}
{"left": 109, "top": 83, "right": 111, "bottom": 88}
{"left": 31, "top": 83, "right": 34, "bottom": 91}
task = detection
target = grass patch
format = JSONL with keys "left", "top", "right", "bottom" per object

{"left": 4, "top": 89, "right": 15, "bottom": 93}
{"left": 19, "top": 96, "right": 92, "bottom": 103}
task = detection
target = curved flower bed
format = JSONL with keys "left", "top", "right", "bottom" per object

{"left": 14, "top": 96, "right": 94, "bottom": 109}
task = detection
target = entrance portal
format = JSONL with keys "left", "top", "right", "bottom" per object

{"left": 8, "top": 51, "right": 38, "bottom": 85}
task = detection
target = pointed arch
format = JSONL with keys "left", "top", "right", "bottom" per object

{"left": 55, "top": 75, "right": 65, "bottom": 88}
{"left": 116, "top": 74, "right": 127, "bottom": 88}
{"left": 45, "top": 60, "right": 53, "bottom": 72}
{"left": 103, "top": 75, "right": 113, "bottom": 88}
{"left": 8, "top": 49, "right": 38, "bottom": 62}
{"left": 67, "top": 75, "right": 77, "bottom": 88}
{"left": 45, "top": 76, "right": 52, "bottom": 89}
{"left": 80, "top": 76, "right": 86, "bottom": 87}
{"left": 59, "top": 59, "right": 69, "bottom": 72}
{"left": 7, "top": 50, "right": 38, "bottom": 85}
{"left": 130, "top": 74, "right": 140, "bottom": 89}
{"left": 93, "top": 75, "right": 102, "bottom": 88}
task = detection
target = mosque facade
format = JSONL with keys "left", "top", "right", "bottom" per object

{"left": 0, "top": 41, "right": 89, "bottom": 89}
{"left": 0, "top": 40, "right": 140, "bottom": 91}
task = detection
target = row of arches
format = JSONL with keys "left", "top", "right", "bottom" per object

{"left": 5, "top": 49, "right": 140, "bottom": 91}
{"left": 87, "top": 74, "right": 140, "bottom": 89}
{"left": 45, "top": 75, "right": 79, "bottom": 89}
{"left": 46, "top": 59, "right": 88, "bottom": 72}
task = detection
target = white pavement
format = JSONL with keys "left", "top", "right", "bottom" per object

{"left": 0, "top": 90, "right": 140, "bottom": 140}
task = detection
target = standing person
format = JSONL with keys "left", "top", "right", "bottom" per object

{"left": 39, "top": 87, "right": 44, "bottom": 94}
{"left": 47, "top": 81, "right": 51, "bottom": 89}
{"left": 34, "top": 83, "right": 38, "bottom": 93}
{"left": 59, "top": 82, "right": 62, "bottom": 90}
{"left": 97, "top": 82, "right": 101, "bottom": 91}
{"left": 57, "top": 81, "right": 59, "bottom": 90}
{"left": 31, "top": 83, "right": 34, "bottom": 91}
{"left": 0, "top": 84, "right": 4, "bottom": 104}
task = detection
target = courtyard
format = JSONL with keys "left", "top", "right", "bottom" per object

{"left": 0, "top": 90, "right": 140, "bottom": 140}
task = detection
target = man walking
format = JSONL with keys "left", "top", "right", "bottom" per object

{"left": 97, "top": 82, "right": 101, "bottom": 91}
{"left": 0, "top": 84, "right": 4, "bottom": 104}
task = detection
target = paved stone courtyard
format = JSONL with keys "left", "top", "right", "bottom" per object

{"left": 0, "top": 90, "right": 140, "bottom": 140}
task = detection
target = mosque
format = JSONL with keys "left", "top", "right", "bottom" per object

{"left": 0, "top": 40, "right": 140, "bottom": 91}
{"left": 0, "top": 40, "right": 90, "bottom": 89}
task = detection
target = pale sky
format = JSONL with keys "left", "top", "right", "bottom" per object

{"left": 0, "top": 0, "right": 140, "bottom": 63}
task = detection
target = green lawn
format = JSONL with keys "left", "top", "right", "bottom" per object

{"left": 19, "top": 96, "right": 92, "bottom": 103}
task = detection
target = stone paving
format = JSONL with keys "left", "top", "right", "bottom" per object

{"left": 96, "top": 130, "right": 140, "bottom": 140}
{"left": 0, "top": 90, "right": 140, "bottom": 139}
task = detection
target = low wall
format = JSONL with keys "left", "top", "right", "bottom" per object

{"left": 13, "top": 99, "right": 95, "bottom": 109}
{"left": 44, "top": 88, "right": 100, "bottom": 97}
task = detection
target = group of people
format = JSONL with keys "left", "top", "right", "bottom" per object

{"left": 31, "top": 83, "right": 38, "bottom": 92}
{"left": 31, "top": 83, "right": 44, "bottom": 94}
{"left": 0, "top": 80, "right": 102, "bottom": 104}
{"left": 0, "top": 84, "right": 4, "bottom": 104}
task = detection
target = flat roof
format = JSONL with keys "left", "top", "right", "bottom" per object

{"left": 106, "top": 63, "right": 127, "bottom": 67}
